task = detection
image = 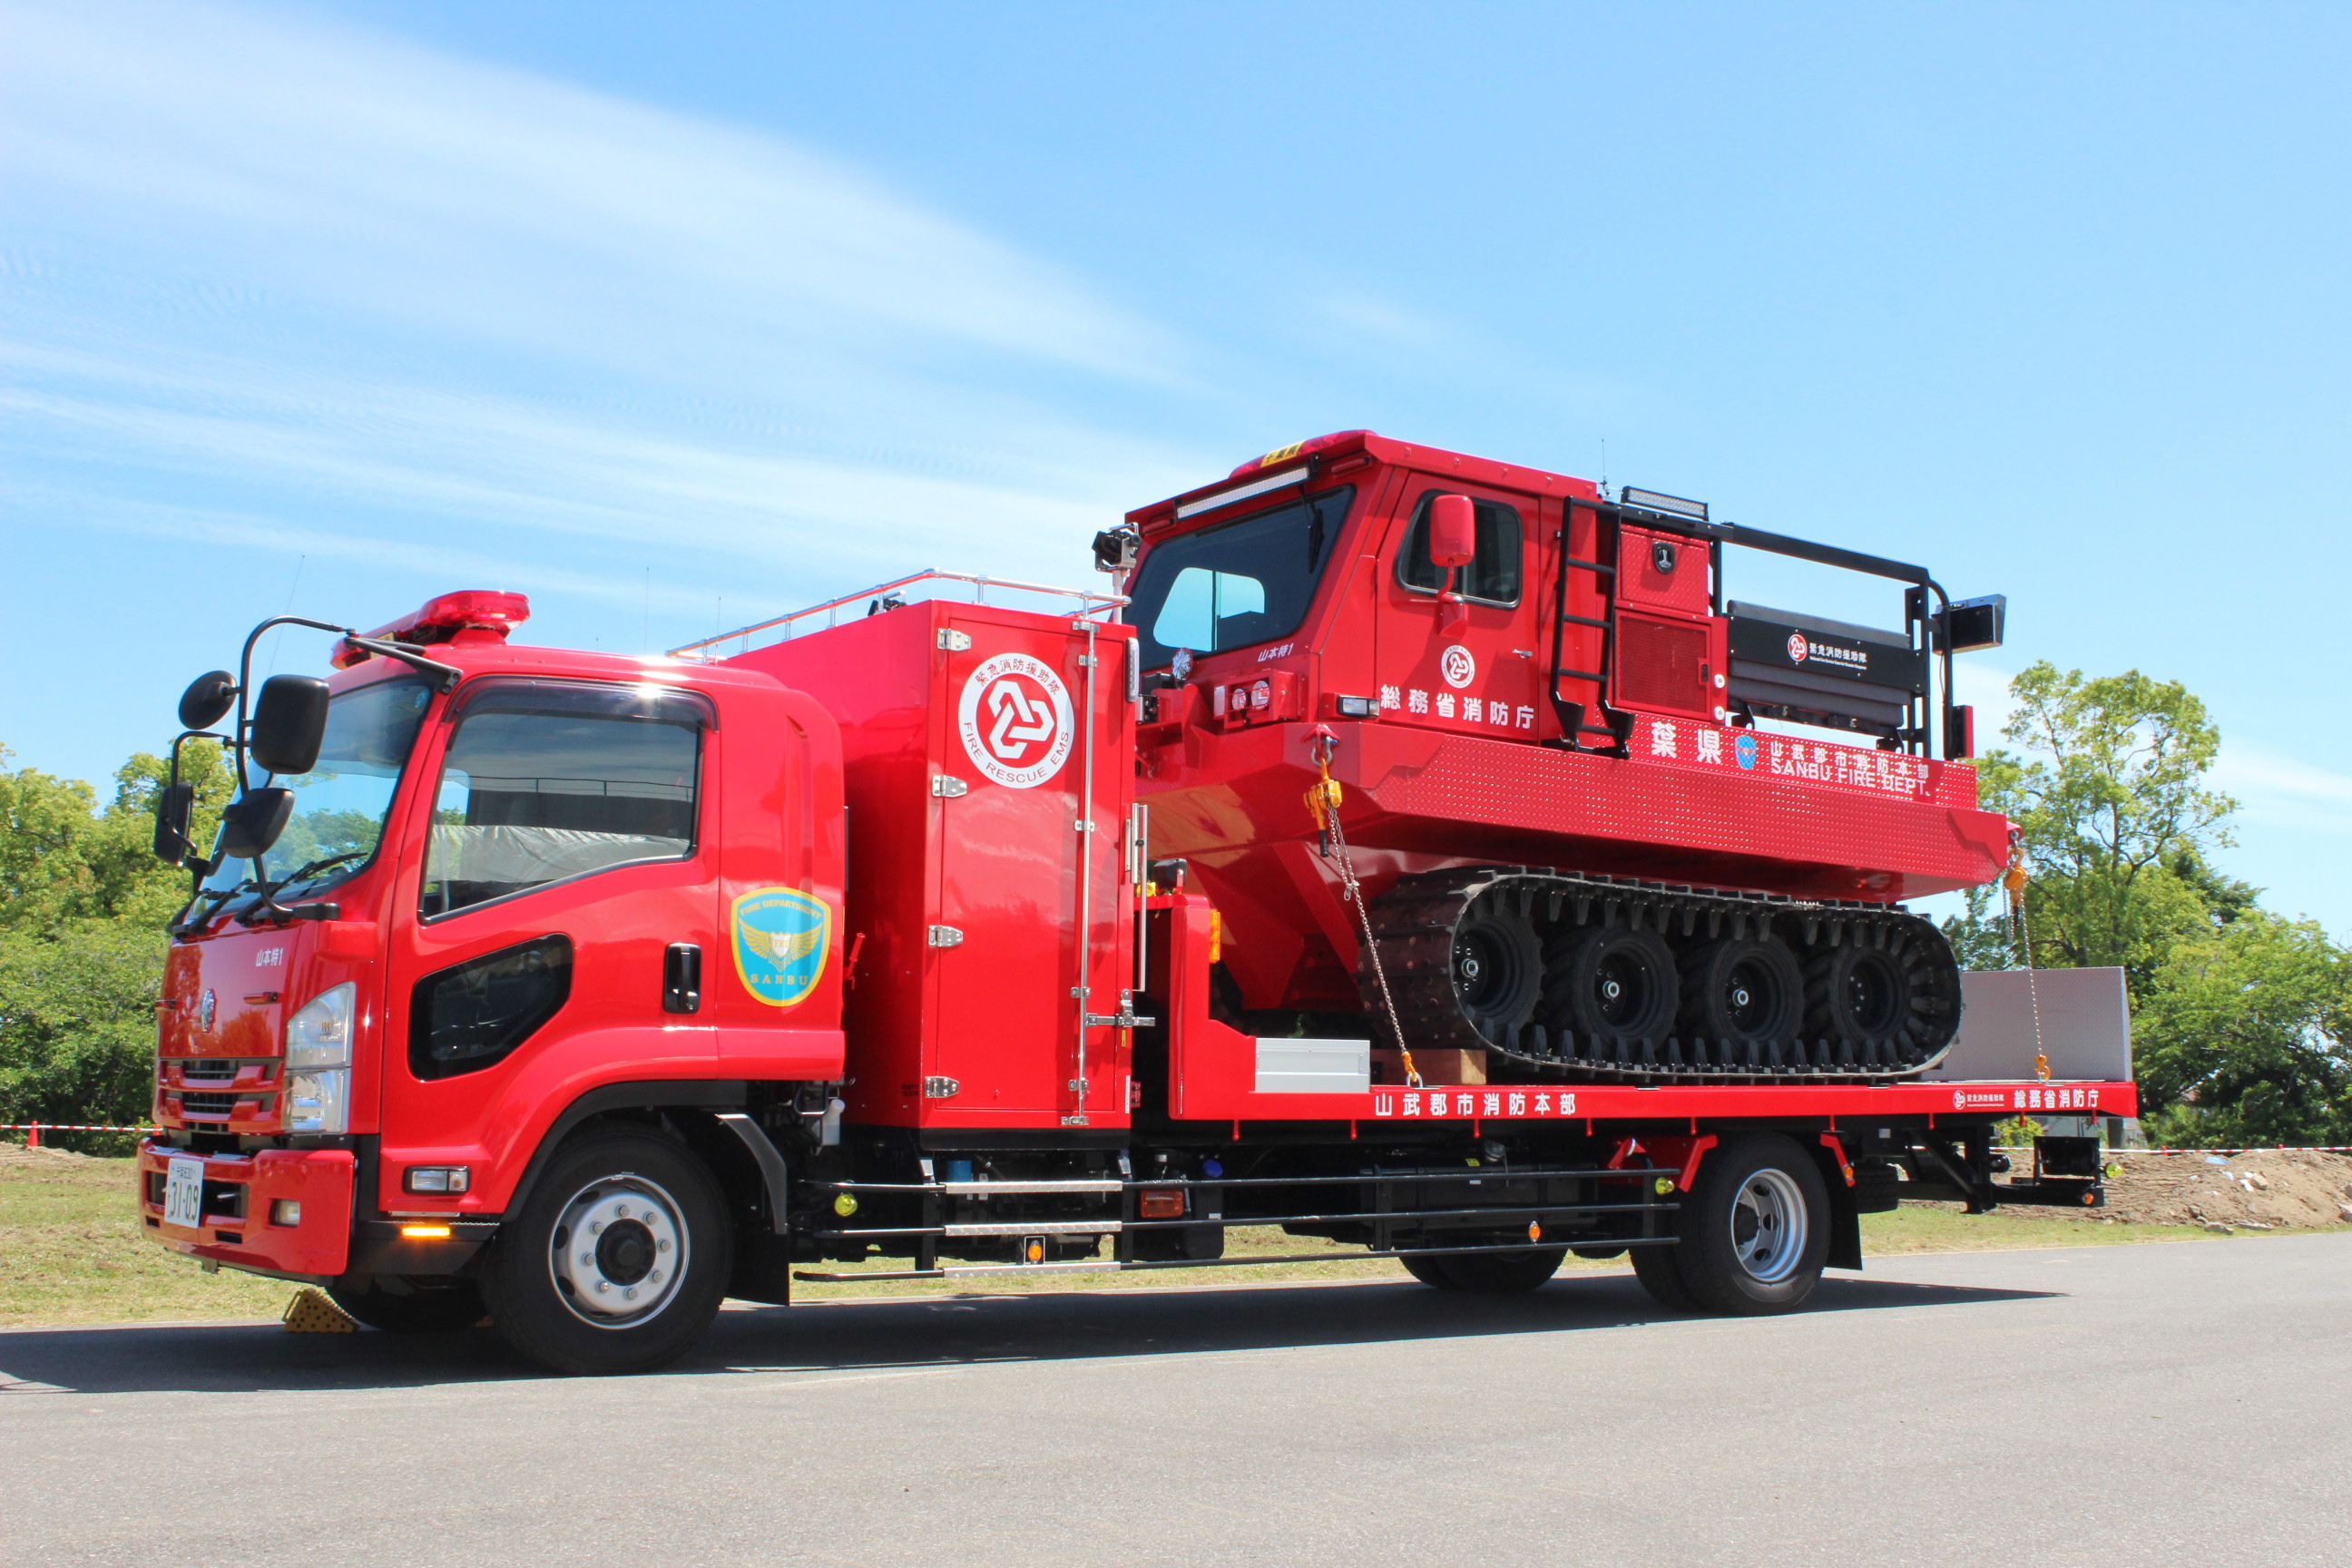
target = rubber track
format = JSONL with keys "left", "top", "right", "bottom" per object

{"left": 1357, "top": 867, "right": 1962, "bottom": 1084}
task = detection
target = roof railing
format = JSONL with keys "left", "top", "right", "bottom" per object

{"left": 667, "top": 569, "right": 1127, "bottom": 662}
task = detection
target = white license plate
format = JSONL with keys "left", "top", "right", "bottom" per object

{"left": 163, "top": 1157, "right": 206, "bottom": 1230}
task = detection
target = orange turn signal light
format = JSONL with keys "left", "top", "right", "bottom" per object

{"left": 400, "top": 1224, "right": 453, "bottom": 1240}
{"left": 1139, "top": 1189, "right": 1186, "bottom": 1220}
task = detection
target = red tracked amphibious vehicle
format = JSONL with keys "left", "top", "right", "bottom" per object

{"left": 1111, "top": 430, "right": 2008, "bottom": 1082}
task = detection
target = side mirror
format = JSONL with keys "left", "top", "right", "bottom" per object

{"left": 1429, "top": 495, "right": 1477, "bottom": 571}
{"left": 250, "top": 675, "right": 331, "bottom": 776}
{"left": 178, "top": 671, "right": 238, "bottom": 731}
{"left": 216, "top": 788, "right": 294, "bottom": 861}
{"left": 152, "top": 781, "right": 197, "bottom": 866}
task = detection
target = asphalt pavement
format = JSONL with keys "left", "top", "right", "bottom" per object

{"left": 5, "top": 1234, "right": 2350, "bottom": 1567}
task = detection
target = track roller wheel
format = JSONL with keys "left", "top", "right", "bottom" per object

{"left": 1679, "top": 937, "right": 1803, "bottom": 1052}
{"left": 1804, "top": 926, "right": 1957, "bottom": 1063}
{"left": 1451, "top": 897, "right": 1544, "bottom": 1046}
{"left": 1545, "top": 925, "right": 1678, "bottom": 1046}
{"left": 1672, "top": 1133, "right": 1830, "bottom": 1315}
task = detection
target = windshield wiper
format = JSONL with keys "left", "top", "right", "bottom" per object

{"left": 172, "top": 877, "right": 256, "bottom": 936}
{"left": 239, "top": 850, "right": 368, "bottom": 926}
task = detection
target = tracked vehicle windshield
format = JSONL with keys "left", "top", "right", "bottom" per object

{"left": 1127, "top": 486, "right": 1354, "bottom": 669}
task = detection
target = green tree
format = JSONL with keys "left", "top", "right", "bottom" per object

{"left": 0, "top": 741, "right": 232, "bottom": 1135}
{"left": 1973, "top": 662, "right": 2238, "bottom": 999}
{"left": 2133, "top": 911, "right": 2352, "bottom": 1148}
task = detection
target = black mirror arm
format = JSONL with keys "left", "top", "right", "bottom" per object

{"left": 336, "top": 634, "right": 462, "bottom": 691}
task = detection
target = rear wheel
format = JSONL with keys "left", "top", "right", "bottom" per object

{"left": 328, "top": 1277, "right": 485, "bottom": 1332}
{"left": 1673, "top": 1133, "right": 1830, "bottom": 1315}
{"left": 484, "top": 1127, "right": 730, "bottom": 1375}
{"left": 1434, "top": 1246, "right": 1566, "bottom": 1293}
{"left": 1631, "top": 1243, "right": 1698, "bottom": 1310}
{"left": 1400, "top": 1253, "right": 1456, "bottom": 1288}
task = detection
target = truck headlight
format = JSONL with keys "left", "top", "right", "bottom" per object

{"left": 286, "top": 983, "right": 355, "bottom": 1070}
{"left": 288, "top": 1070, "right": 349, "bottom": 1134}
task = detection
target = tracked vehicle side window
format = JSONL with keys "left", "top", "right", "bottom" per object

{"left": 421, "top": 681, "right": 710, "bottom": 918}
{"left": 1396, "top": 491, "right": 1523, "bottom": 605}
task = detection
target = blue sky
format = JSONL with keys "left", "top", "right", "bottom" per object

{"left": 5, "top": 0, "right": 2347, "bottom": 932}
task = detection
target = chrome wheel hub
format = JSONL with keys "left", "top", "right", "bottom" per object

{"left": 1728, "top": 1168, "right": 1807, "bottom": 1284}
{"left": 549, "top": 1174, "right": 689, "bottom": 1328}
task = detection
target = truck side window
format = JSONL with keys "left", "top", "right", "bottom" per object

{"left": 421, "top": 681, "right": 710, "bottom": 918}
{"left": 1396, "top": 491, "right": 1523, "bottom": 606}
{"left": 409, "top": 936, "right": 573, "bottom": 1080}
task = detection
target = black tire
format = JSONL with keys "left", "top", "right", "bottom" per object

{"left": 1679, "top": 937, "right": 1804, "bottom": 1051}
{"left": 1451, "top": 898, "right": 1544, "bottom": 1045}
{"left": 1544, "top": 925, "right": 1679, "bottom": 1044}
{"left": 1673, "top": 1133, "right": 1830, "bottom": 1315}
{"left": 328, "top": 1278, "right": 485, "bottom": 1332}
{"left": 484, "top": 1126, "right": 731, "bottom": 1376}
{"left": 1400, "top": 1252, "right": 1459, "bottom": 1288}
{"left": 1435, "top": 1246, "right": 1567, "bottom": 1293}
{"left": 1631, "top": 1243, "right": 1698, "bottom": 1310}
{"left": 1803, "top": 924, "right": 1961, "bottom": 1064}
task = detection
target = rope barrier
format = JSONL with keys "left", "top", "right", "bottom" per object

{"left": 0, "top": 1123, "right": 157, "bottom": 1148}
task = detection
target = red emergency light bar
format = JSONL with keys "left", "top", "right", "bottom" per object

{"left": 331, "top": 590, "right": 531, "bottom": 669}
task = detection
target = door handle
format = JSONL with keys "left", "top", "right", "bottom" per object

{"left": 662, "top": 943, "right": 702, "bottom": 1014}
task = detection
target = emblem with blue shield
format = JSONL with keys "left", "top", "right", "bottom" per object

{"left": 730, "top": 887, "right": 831, "bottom": 1007}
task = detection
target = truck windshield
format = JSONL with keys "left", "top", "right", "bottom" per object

{"left": 1126, "top": 485, "right": 1354, "bottom": 669}
{"left": 201, "top": 676, "right": 435, "bottom": 899}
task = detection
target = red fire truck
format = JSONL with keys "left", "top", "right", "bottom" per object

{"left": 137, "top": 430, "right": 2127, "bottom": 1374}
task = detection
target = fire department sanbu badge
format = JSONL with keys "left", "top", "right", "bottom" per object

{"left": 730, "top": 887, "right": 831, "bottom": 1007}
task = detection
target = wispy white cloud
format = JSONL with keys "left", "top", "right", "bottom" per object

{"left": 1, "top": 0, "right": 1172, "bottom": 383}
{"left": 0, "top": 0, "right": 1220, "bottom": 630}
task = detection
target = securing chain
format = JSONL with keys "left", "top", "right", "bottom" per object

{"left": 1307, "top": 732, "right": 1419, "bottom": 1088}
{"left": 2004, "top": 838, "right": 2049, "bottom": 1083}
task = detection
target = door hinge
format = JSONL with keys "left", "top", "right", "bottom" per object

{"left": 927, "top": 926, "right": 965, "bottom": 948}
{"left": 923, "top": 1076, "right": 960, "bottom": 1099}
{"left": 1076, "top": 653, "right": 1096, "bottom": 668}
{"left": 1067, "top": 1078, "right": 1089, "bottom": 1094}
{"left": 937, "top": 629, "right": 972, "bottom": 652}
{"left": 932, "top": 775, "right": 969, "bottom": 798}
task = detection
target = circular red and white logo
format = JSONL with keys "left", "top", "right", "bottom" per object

{"left": 1440, "top": 644, "right": 1477, "bottom": 690}
{"left": 1787, "top": 632, "right": 1808, "bottom": 663}
{"left": 957, "top": 652, "right": 1075, "bottom": 789}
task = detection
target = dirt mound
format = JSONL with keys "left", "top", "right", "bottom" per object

{"left": 0, "top": 1142, "right": 102, "bottom": 1171}
{"left": 2060, "top": 1150, "right": 2352, "bottom": 1231}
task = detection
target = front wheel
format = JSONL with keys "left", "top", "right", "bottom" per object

{"left": 484, "top": 1127, "right": 732, "bottom": 1375}
{"left": 1672, "top": 1133, "right": 1830, "bottom": 1315}
{"left": 328, "top": 1277, "right": 485, "bottom": 1332}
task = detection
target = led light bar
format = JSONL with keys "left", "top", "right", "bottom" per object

{"left": 1621, "top": 487, "right": 1709, "bottom": 523}
{"left": 1175, "top": 466, "right": 1310, "bottom": 520}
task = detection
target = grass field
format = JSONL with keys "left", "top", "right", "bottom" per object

{"left": 0, "top": 1147, "right": 2226, "bottom": 1329}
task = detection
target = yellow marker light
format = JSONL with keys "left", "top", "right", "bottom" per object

{"left": 1526, "top": 1221, "right": 1543, "bottom": 1243}
{"left": 400, "top": 1224, "right": 453, "bottom": 1240}
{"left": 1654, "top": 1176, "right": 1675, "bottom": 1195}
{"left": 1208, "top": 909, "right": 1221, "bottom": 965}
{"left": 833, "top": 1192, "right": 859, "bottom": 1217}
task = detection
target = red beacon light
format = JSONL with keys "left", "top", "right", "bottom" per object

{"left": 332, "top": 590, "right": 531, "bottom": 669}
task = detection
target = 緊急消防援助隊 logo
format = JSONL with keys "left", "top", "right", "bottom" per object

{"left": 1787, "top": 632, "right": 1808, "bottom": 663}
{"left": 732, "top": 887, "right": 832, "bottom": 1007}
{"left": 957, "top": 652, "right": 1075, "bottom": 789}
{"left": 1440, "top": 644, "right": 1476, "bottom": 689}
{"left": 1735, "top": 731, "right": 1759, "bottom": 769}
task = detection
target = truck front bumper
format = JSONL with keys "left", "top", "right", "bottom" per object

{"left": 137, "top": 1141, "right": 356, "bottom": 1282}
